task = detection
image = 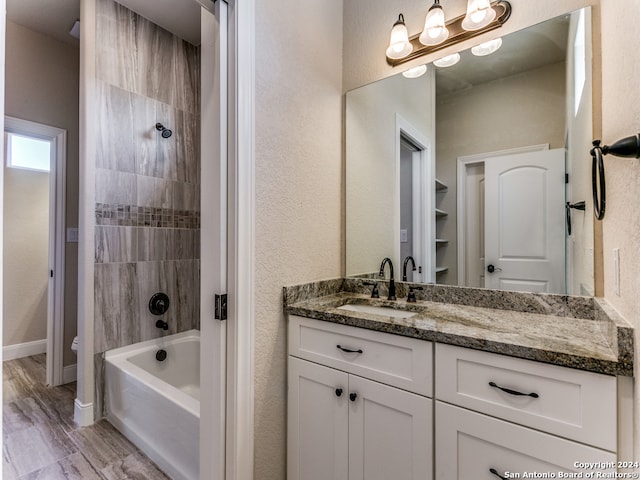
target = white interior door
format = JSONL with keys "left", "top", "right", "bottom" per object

{"left": 484, "top": 149, "right": 565, "bottom": 293}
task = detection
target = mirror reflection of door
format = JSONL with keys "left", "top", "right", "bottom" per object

{"left": 400, "top": 137, "right": 416, "bottom": 281}
{"left": 461, "top": 148, "right": 565, "bottom": 293}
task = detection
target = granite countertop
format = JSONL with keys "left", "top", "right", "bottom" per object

{"left": 283, "top": 278, "right": 634, "bottom": 377}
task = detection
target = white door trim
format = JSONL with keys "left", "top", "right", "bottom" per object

{"left": 396, "top": 114, "right": 434, "bottom": 283}
{"left": 456, "top": 144, "right": 549, "bottom": 287}
{"left": 225, "top": 0, "right": 255, "bottom": 479}
{"left": 200, "top": 3, "right": 228, "bottom": 480}
{"left": 4, "top": 116, "right": 67, "bottom": 386}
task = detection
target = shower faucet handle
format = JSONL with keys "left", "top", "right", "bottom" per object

{"left": 155, "top": 320, "right": 169, "bottom": 331}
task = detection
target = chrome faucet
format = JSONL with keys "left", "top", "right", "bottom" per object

{"left": 379, "top": 257, "right": 396, "bottom": 300}
{"left": 402, "top": 256, "right": 416, "bottom": 281}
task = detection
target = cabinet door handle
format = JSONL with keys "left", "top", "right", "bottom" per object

{"left": 349, "top": 392, "right": 358, "bottom": 402}
{"left": 489, "top": 381, "right": 539, "bottom": 398}
{"left": 489, "top": 468, "right": 508, "bottom": 480}
{"left": 335, "top": 388, "right": 343, "bottom": 397}
{"left": 337, "top": 344, "right": 363, "bottom": 354}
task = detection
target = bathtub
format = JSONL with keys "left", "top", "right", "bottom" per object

{"left": 105, "top": 330, "right": 200, "bottom": 480}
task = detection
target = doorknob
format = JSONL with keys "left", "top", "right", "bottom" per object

{"left": 487, "top": 264, "right": 502, "bottom": 273}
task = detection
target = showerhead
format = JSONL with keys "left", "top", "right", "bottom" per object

{"left": 155, "top": 123, "right": 172, "bottom": 138}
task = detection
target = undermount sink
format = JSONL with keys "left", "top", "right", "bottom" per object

{"left": 337, "top": 303, "right": 417, "bottom": 319}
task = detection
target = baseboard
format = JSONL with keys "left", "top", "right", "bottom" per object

{"left": 74, "top": 399, "right": 94, "bottom": 427}
{"left": 3, "top": 339, "right": 47, "bottom": 361}
{"left": 63, "top": 364, "right": 77, "bottom": 384}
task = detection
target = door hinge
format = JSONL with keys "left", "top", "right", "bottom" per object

{"left": 565, "top": 173, "right": 569, "bottom": 184}
{"left": 215, "top": 294, "right": 228, "bottom": 321}
{"left": 50, "top": 270, "right": 54, "bottom": 278}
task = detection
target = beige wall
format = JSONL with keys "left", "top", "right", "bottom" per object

{"left": 600, "top": 0, "right": 640, "bottom": 458}
{"left": 3, "top": 167, "right": 49, "bottom": 346}
{"left": 436, "top": 62, "right": 566, "bottom": 285}
{"left": 254, "top": 0, "right": 344, "bottom": 477}
{"left": 4, "top": 21, "right": 79, "bottom": 366}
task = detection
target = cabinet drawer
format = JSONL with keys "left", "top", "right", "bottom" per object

{"left": 435, "top": 402, "right": 616, "bottom": 480}
{"left": 435, "top": 343, "right": 616, "bottom": 451}
{"left": 289, "top": 315, "right": 432, "bottom": 396}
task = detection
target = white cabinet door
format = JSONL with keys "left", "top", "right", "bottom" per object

{"left": 349, "top": 375, "right": 432, "bottom": 480}
{"left": 435, "top": 402, "right": 616, "bottom": 480}
{"left": 288, "top": 357, "right": 349, "bottom": 480}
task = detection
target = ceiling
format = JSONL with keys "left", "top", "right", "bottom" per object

{"left": 435, "top": 13, "right": 570, "bottom": 95}
{"left": 6, "top": 0, "right": 203, "bottom": 47}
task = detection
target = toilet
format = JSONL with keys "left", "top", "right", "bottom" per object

{"left": 71, "top": 336, "right": 78, "bottom": 355}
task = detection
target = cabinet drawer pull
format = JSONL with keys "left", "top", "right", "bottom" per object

{"left": 337, "top": 344, "right": 363, "bottom": 354}
{"left": 349, "top": 392, "right": 358, "bottom": 402}
{"left": 489, "top": 468, "right": 508, "bottom": 480}
{"left": 335, "top": 388, "right": 343, "bottom": 397}
{"left": 489, "top": 381, "right": 539, "bottom": 398}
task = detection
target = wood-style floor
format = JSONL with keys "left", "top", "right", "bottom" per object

{"left": 3, "top": 354, "right": 170, "bottom": 479}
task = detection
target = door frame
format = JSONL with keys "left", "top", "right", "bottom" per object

{"left": 456, "top": 144, "right": 548, "bottom": 287}
{"left": 395, "top": 114, "right": 434, "bottom": 283}
{"left": 4, "top": 115, "right": 67, "bottom": 386}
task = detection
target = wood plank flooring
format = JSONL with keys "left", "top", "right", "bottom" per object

{"left": 3, "top": 354, "right": 170, "bottom": 479}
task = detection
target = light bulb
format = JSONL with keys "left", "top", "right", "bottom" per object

{"left": 461, "top": 0, "right": 496, "bottom": 31}
{"left": 402, "top": 64, "right": 428, "bottom": 78}
{"left": 433, "top": 53, "right": 461, "bottom": 68}
{"left": 471, "top": 37, "right": 502, "bottom": 56}
{"left": 386, "top": 14, "right": 413, "bottom": 60}
{"left": 419, "top": 2, "right": 449, "bottom": 46}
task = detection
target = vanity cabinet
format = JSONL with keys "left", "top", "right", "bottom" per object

{"left": 288, "top": 315, "right": 433, "bottom": 480}
{"left": 435, "top": 344, "right": 617, "bottom": 479}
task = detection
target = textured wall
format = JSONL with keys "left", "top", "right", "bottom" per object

{"left": 254, "top": 0, "right": 344, "bottom": 477}
{"left": 93, "top": 0, "right": 200, "bottom": 414}
{"left": 4, "top": 20, "right": 80, "bottom": 366}
{"left": 3, "top": 167, "right": 49, "bottom": 346}
{"left": 600, "top": 0, "right": 640, "bottom": 458}
{"left": 436, "top": 62, "right": 566, "bottom": 285}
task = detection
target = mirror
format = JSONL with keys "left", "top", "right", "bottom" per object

{"left": 346, "top": 8, "right": 593, "bottom": 296}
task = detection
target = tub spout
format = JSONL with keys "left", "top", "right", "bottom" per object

{"left": 156, "top": 320, "right": 169, "bottom": 331}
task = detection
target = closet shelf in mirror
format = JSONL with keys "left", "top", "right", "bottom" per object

{"left": 436, "top": 208, "right": 448, "bottom": 218}
{"left": 435, "top": 267, "right": 448, "bottom": 274}
{"left": 436, "top": 239, "right": 449, "bottom": 246}
{"left": 435, "top": 179, "right": 448, "bottom": 191}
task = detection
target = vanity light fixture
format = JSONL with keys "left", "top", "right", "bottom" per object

{"left": 419, "top": 0, "right": 449, "bottom": 46}
{"left": 433, "top": 52, "right": 461, "bottom": 67}
{"left": 471, "top": 37, "right": 502, "bottom": 56}
{"left": 386, "top": 14, "right": 413, "bottom": 60}
{"left": 402, "top": 64, "right": 428, "bottom": 78}
{"left": 385, "top": 0, "right": 511, "bottom": 67}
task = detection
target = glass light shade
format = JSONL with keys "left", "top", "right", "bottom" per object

{"left": 386, "top": 15, "right": 413, "bottom": 60}
{"left": 471, "top": 37, "right": 502, "bottom": 56}
{"left": 419, "top": 4, "right": 449, "bottom": 46}
{"left": 402, "top": 64, "right": 428, "bottom": 78}
{"left": 433, "top": 52, "right": 461, "bottom": 67}
{"left": 461, "top": 0, "right": 497, "bottom": 31}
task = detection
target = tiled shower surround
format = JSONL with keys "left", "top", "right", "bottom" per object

{"left": 93, "top": 0, "right": 200, "bottom": 415}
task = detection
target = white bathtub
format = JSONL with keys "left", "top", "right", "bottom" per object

{"left": 105, "top": 330, "right": 200, "bottom": 480}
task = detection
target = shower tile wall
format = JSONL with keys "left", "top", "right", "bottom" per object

{"left": 93, "top": 0, "right": 200, "bottom": 367}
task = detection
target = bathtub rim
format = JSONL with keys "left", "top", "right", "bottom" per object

{"left": 105, "top": 329, "right": 200, "bottom": 417}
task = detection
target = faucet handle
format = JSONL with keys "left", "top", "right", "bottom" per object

{"left": 407, "top": 286, "right": 423, "bottom": 303}
{"left": 363, "top": 281, "right": 380, "bottom": 298}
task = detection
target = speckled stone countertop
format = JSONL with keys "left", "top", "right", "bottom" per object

{"left": 283, "top": 278, "right": 634, "bottom": 377}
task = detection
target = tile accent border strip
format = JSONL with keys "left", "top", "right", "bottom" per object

{"left": 95, "top": 203, "right": 200, "bottom": 229}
